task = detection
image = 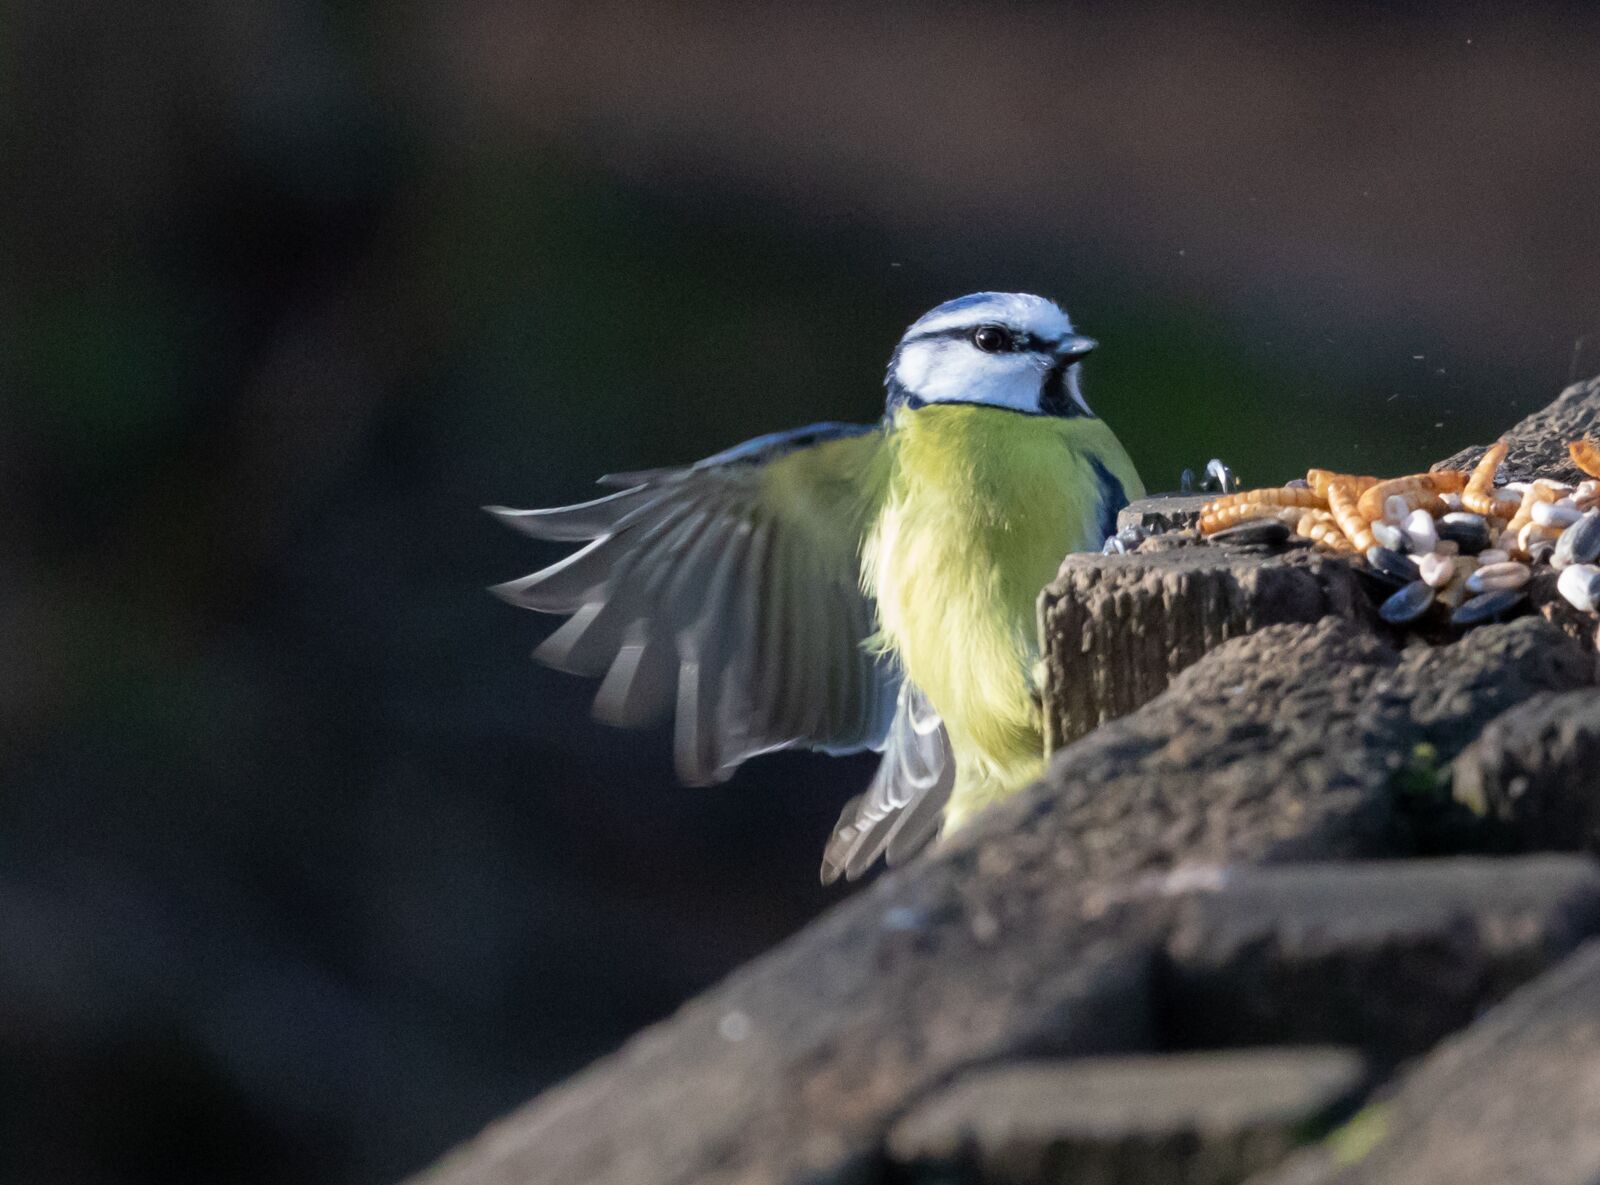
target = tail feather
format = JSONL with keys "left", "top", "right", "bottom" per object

{"left": 820, "top": 683, "right": 953, "bottom": 883}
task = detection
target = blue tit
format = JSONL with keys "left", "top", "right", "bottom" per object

{"left": 490, "top": 292, "right": 1144, "bottom": 881}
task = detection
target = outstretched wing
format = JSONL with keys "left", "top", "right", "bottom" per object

{"left": 490, "top": 423, "right": 897, "bottom": 785}
{"left": 820, "top": 684, "right": 953, "bottom": 883}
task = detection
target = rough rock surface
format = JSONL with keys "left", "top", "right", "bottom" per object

{"left": 408, "top": 620, "right": 1595, "bottom": 1185}
{"left": 993, "top": 617, "right": 1593, "bottom": 890}
{"left": 881, "top": 855, "right": 1600, "bottom": 1185}
{"left": 1159, "top": 857, "right": 1600, "bottom": 1061}
{"left": 414, "top": 890, "right": 1160, "bottom": 1185}
{"left": 1257, "top": 940, "right": 1600, "bottom": 1185}
{"left": 1435, "top": 372, "right": 1600, "bottom": 483}
{"left": 886, "top": 1049, "right": 1365, "bottom": 1185}
{"left": 1450, "top": 689, "right": 1600, "bottom": 853}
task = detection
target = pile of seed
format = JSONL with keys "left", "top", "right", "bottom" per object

{"left": 1198, "top": 438, "right": 1600, "bottom": 628}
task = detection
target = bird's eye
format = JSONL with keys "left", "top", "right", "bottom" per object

{"left": 971, "top": 325, "right": 1012, "bottom": 353}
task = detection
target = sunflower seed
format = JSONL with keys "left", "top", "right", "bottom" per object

{"left": 1379, "top": 580, "right": 1436, "bottom": 624}
{"left": 1208, "top": 518, "right": 1291, "bottom": 547}
{"left": 1450, "top": 588, "right": 1527, "bottom": 627}
{"left": 1553, "top": 509, "right": 1600, "bottom": 569}
{"left": 1438, "top": 513, "right": 1492, "bottom": 554}
{"left": 1366, "top": 545, "right": 1421, "bottom": 583}
{"left": 1438, "top": 556, "right": 1478, "bottom": 608}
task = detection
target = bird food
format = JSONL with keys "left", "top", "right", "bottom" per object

{"left": 1198, "top": 436, "right": 1600, "bottom": 624}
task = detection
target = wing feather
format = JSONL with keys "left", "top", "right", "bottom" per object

{"left": 493, "top": 422, "right": 894, "bottom": 786}
{"left": 485, "top": 487, "right": 658, "bottom": 541}
{"left": 533, "top": 603, "right": 607, "bottom": 671}
{"left": 675, "top": 517, "right": 751, "bottom": 783}
{"left": 489, "top": 536, "right": 616, "bottom": 612}
{"left": 593, "top": 621, "right": 677, "bottom": 728}
{"left": 751, "top": 526, "right": 791, "bottom": 739}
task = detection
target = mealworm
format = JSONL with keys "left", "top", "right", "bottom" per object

{"left": 1501, "top": 479, "right": 1565, "bottom": 540}
{"left": 1198, "top": 502, "right": 1302, "bottom": 533}
{"left": 1306, "top": 469, "right": 1378, "bottom": 499}
{"left": 1327, "top": 482, "right": 1375, "bottom": 552}
{"left": 1198, "top": 487, "right": 1325, "bottom": 534}
{"left": 1355, "top": 476, "right": 1449, "bottom": 522}
{"left": 1460, "top": 441, "right": 1520, "bottom": 518}
{"left": 1423, "top": 469, "right": 1470, "bottom": 494}
{"left": 1569, "top": 437, "right": 1600, "bottom": 479}
{"left": 1297, "top": 508, "right": 1357, "bottom": 552}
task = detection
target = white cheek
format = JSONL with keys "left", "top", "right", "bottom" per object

{"left": 896, "top": 343, "right": 1042, "bottom": 412}
{"left": 892, "top": 341, "right": 940, "bottom": 393}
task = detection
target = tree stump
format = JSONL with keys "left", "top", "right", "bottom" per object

{"left": 1116, "top": 492, "right": 1209, "bottom": 534}
{"left": 1040, "top": 544, "right": 1367, "bottom": 751}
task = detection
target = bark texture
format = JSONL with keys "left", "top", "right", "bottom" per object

{"left": 1039, "top": 546, "right": 1366, "bottom": 751}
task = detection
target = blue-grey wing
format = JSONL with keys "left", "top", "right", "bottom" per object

{"left": 820, "top": 683, "right": 952, "bottom": 883}
{"left": 489, "top": 422, "right": 898, "bottom": 786}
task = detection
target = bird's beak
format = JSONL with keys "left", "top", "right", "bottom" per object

{"left": 1055, "top": 335, "right": 1098, "bottom": 361}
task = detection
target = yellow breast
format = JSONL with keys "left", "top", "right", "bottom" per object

{"left": 864, "top": 403, "right": 1141, "bottom": 797}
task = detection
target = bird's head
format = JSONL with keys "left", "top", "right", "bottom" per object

{"left": 885, "top": 292, "right": 1097, "bottom": 417}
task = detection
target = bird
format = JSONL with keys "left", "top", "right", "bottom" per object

{"left": 489, "top": 292, "right": 1144, "bottom": 881}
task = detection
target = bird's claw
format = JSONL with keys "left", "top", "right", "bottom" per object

{"left": 1102, "top": 524, "right": 1146, "bottom": 555}
{"left": 1180, "top": 458, "right": 1241, "bottom": 494}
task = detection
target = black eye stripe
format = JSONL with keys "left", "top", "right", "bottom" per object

{"left": 899, "top": 326, "right": 1050, "bottom": 350}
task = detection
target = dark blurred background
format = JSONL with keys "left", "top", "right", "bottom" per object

{"left": 3, "top": 1, "right": 1599, "bottom": 1182}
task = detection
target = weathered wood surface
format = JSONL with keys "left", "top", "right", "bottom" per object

{"left": 1116, "top": 491, "right": 1209, "bottom": 534}
{"left": 1045, "top": 378, "right": 1600, "bottom": 750}
{"left": 982, "top": 617, "right": 1590, "bottom": 885}
{"left": 1040, "top": 545, "right": 1366, "bottom": 751}
{"left": 1158, "top": 855, "right": 1600, "bottom": 1063}
{"left": 886, "top": 1048, "right": 1366, "bottom": 1185}
{"left": 409, "top": 377, "right": 1600, "bottom": 1185}
{"left": 887, "top": 856, "right": 1600, "bottom": 1185}
{"left": 1259, "top": 939, "right": 1600, "bottom": 1185}
{"left": 410, "top": 619, "right": 1596, "bottom": 1185}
